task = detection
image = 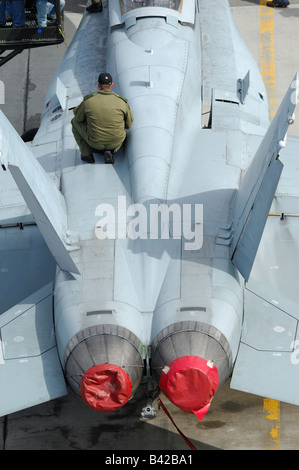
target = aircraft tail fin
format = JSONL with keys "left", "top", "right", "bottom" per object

{"left": 230, "top": 73, "right": 299, "bottom": 281}
{"left": 0, "top": 110, "right": 79, "bottom": 274}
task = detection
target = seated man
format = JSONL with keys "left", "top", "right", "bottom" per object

{"left": 71, "top": 73, "right": 134, "bottom": 164}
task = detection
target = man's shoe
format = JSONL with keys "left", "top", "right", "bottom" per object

{"left": 81, "top": 154, "right": 95, "bottom": 163}
{"left": 267, "top": 1, "right": 289, "bottom": 7}
{"left": 86, "top": 3, "right": 103, "bottom": 12}
{"left": 104, "top": 150, "right": 114, "bottom": 164}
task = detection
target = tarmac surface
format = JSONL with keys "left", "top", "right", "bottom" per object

{"left": 1, "top": 0, "right": 299, "bottom": 452}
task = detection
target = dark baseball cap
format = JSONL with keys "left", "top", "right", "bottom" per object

{"left": 98, "top": 73, "right": 113, "bottom": 85}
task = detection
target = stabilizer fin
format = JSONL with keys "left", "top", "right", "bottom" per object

{"left": 230, "top": 73, "right": 299, "bottom": 281}
{"left": 231, "top": 279, "right": 299, "bottom": 406}
{"left": 0, "top": 110, "right": 79, "bottom": 274}
{"left": 0, "top": 284, "right": 67, "bottom": 417}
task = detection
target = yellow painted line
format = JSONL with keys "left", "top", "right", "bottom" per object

{"left": 259, "top": 0, "right": 276, "bottom": 119}
{"left": 263, "top": 398, "right": 280, "bottom": 450}
{"left": 259, "top": 0, "right": 280, "bottom": 450}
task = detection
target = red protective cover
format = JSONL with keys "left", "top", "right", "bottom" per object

{"left": 80, "top": 364, "right": 132, "bottom": 412}
{"left": 159, "top": 356, "right": 219, "bottom": 420}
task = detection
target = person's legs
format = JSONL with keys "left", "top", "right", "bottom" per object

{"left": 72, "top": 116, "right": 126, "bottom": 164}
{"left": 71, "top": 118, "right": 96, "bottom": 161}
{"left": 0, "top": 1, "right": 7, "bottom": 25}
{"left": 46, "top": 0, "right": 65, "bottom": 19}
{"left": 36, "top": 0, "right": 47, "bottom": 26}
{"left": 11, "top": 0, "right": 25, "bottom": 27}
{"left": 5, "top": 1, "right": 12, "bottom": 21}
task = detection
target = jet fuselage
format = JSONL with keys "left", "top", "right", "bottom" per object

{"left": 34, "top": 0, "right": 270, "bottom": 417}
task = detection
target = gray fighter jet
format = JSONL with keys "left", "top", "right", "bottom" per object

{"left": 0, "top": 0, "right": 299, "bottom": 421}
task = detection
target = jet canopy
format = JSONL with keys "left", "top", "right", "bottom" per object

{"left": 120, "top": 0, "right": 183, "bottom": 13}
{"left": 110, "top": 0, "right": 194, "bottom": 28}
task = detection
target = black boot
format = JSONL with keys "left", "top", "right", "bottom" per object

{"left": 86, "top": 2, "right": 103, "bottom": 12}
{"left": 104, "top": 150, "right": 114, "bottom": 164}
{"left": 81, "top": 154, "right": 95, "bottom": 163}
{"left": 267, "top": 1, "right": 289, "bottom": 7}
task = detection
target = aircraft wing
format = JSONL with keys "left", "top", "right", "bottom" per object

{"left": 0, "top": 116, "right": 68, "bottom": 416}
{"left": 231, "top": 136, "right": 299, "bottom": 403}
{"left": 230, "top": 279, "right": 299, "bottom": 405}
{"left": 0, "top": 283, "right": 67, "bottom": 417}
